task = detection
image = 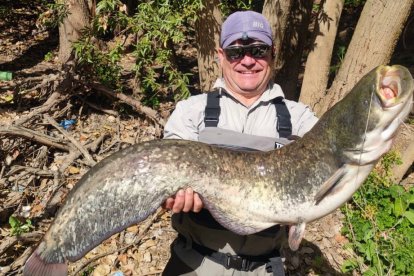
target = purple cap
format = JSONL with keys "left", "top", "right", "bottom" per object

{"left": 220, "top": 11, "right": 273, "bottom": 48}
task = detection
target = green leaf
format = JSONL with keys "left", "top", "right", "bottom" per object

{"left": 3, "top": 94, "right": 14, "bottom": 102}
{"left": 341, "top": 259, "right": 358, "bottom": 273}
{"left": 394, "top": 198, "right": 406, "bottom": 217}
{"left": 407, "top": 193, "right": 414, "bottom": 204}
{"left": 389, "top": 185, "right": 404, "bottom": 198}
{"left": 404, "top": 210, "right": 414, "bottom": 225}
{"left": 9, "top": 216, "right": 19, "bottom": 228}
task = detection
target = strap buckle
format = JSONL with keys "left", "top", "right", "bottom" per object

{"left": 277, "top": 122, "right": 291, "bottom": 132}
{"left": 224, "top": 253, "right": 249, "bottom": 271}
{"left": 204, "top": 107, "right": 220, "bottom": 119}
{"left": 204, "top": 107, "right": 220, "bottom": 126}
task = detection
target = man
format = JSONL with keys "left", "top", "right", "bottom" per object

{"left": 162, "top": 10, "right": 318, "bottom": 275}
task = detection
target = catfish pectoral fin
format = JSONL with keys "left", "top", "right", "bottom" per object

{"left": 314, "top": 168, "right": 345, "bottom": 205}
{"left": 23, "top": 249, "right": 67, "bottom": 276}
{"left": 288, "top": 222, "right": 306, "bottom": 251}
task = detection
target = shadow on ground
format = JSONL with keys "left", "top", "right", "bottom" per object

{"left": 283, "top": 239, "right": 351, "bottom": 276}
{"left": 0, "top": 32, "right": 58, "bottom": 73}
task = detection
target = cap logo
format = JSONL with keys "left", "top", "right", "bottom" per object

{"left": 253, "top": 21, "right": 264, "bottom": 29}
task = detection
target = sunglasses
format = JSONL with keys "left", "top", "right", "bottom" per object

{"left": 224, "top": 44, "right": 271, "bottom": 60}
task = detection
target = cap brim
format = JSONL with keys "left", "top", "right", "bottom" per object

{"left": 221, "top": 32, "right": 272, "bottom": 48}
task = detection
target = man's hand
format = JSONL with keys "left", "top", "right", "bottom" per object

{"left": 163, "top": 188, "right": 203, "bottom": 213}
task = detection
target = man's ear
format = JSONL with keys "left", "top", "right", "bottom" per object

{"left": 217, "top": 48, "right": 225, "bottom": 63}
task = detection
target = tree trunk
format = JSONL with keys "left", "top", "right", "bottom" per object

{"left": 314, "top": 0, "right": 414, "bottom": 116}
{"left": 299, "top": 0, "right": 344, "bottom": 107}
{"left": 58, "top": 0, "right": 92, "bottom": 63}
{"left": 273, "top": 0, "right": 313, "bottom": 100}
{"left": 391, "top": 126, "right": 414, "bottom": 184}
{"left": 262, "top": 0, "right": 294, "bottom": 75}
{"left": 195, "top": 0, "right": 222, "bottom": 92}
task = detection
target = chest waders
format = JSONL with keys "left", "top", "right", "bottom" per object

{"left": 202, "top": 89, "right": 293, "bottom": 150}
{"left": 192, "top": 90, "right": 292, "bottom": 275}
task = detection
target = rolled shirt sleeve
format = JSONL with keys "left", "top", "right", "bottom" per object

{"left": 163, "top": 94, "right": 207, "bottom": 141}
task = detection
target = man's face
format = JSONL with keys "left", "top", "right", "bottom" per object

{"left": 218, "top": 39, "right": 273, "bottom": 98}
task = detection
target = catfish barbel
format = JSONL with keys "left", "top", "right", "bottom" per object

{"left": 24, "top": 65, "right": 413, "bottom": 276}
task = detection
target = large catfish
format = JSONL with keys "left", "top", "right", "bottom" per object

{"left": 24, "top": 65, "right": 413, "bottom": 276}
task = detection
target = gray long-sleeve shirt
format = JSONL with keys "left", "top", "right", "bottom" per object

{"left": 164, "top": 79, "right": 318, "bottom": 141}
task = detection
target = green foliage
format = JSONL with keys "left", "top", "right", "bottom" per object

{"left": 330, "top": 45, "right": 346, "bottom": 74}
{"left": 0, "top": 6, "right": 7, "bottom": 19}
{"left": 81, "top": 266, "right": 94, "bottom": 276}
{"left": 73, "top": 37, "right": 123, "bottom": 88}
{"left": 93, "top": 0, "right": 129, "bottom": 35}
{"left": 314, "top": 0, "right": 366, "bottom": 13}
{"left": 219, "top": 0, "right": 255, "bottom": 16}
{"left": 69, "top": 0, "right": 203, "bottom": 107}
{"left": 312, "top": 3, "right": 320, "bottom": 13}
{"left": 44, "top": 51, "right": 54, "bottom": 61}
{"left": 131, "top": 0, "right": 202, "bottom": 103}
{"left": 342, "top": 151, "right": 414, "bottom": 275}
{"left": 37, "top": 1, "right": 69, "bottom": 29}
{"left": 9, "top": 216, "right": 34, "bottom": 236}
{"left": 344, "top": 0, "right": 367, "bottom": 8}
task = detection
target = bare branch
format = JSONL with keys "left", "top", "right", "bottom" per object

{"left": 14, "top": 91, "right": 69, "bottom": 126}
{"left": 0, "top": 125, "right": 69, "bottom": 151}
{"left": 0, "top": 231, "right": 44, "bottom": 257}
{"left": 90, "top": 82, "right": 166, "bottom": 127}
{"left": 43, "top": 114, "right": 96, "bottom": 167}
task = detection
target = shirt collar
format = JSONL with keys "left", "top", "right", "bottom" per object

{"left": 213, "top": 78, "right": 286, "bottom": 103}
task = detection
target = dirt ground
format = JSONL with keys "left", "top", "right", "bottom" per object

{"left": 1, "top": 2, "right": 412, "bottom": 276}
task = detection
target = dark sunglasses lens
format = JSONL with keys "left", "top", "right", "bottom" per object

{"left": 250, "top": 45, "right": 270, "bottom": 58}
{"left": 224, "top": 47, "right": 244, "bottom": 60}
{"left": 225, "top": 45, "right": 270, "bottom": 60}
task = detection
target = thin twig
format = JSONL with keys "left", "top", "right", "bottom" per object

{"left": 59, "top": 150, "right": 82, "bottom": 174}
{"left": 85, "top": 133, "right": 110, "bottom": 153}
{"left": 6, "top": 165, "right": 55, "bottom": 177}
{"left": 90, "top": 82, "right": 166, "bottom": 128}
{"left": 43, "top": 114, "right": 96, "bottom": 167}
{"left": 0, "top": 231, "right": 44, "bottom": 256}
{"left": 14, "top": 91, "right": 68, "bottom": 126}
{"left": 80, "top": 97, "right": 119, "bottom": 116}
{"left": 0, "top": 125, "right": 69, "bottom": 151}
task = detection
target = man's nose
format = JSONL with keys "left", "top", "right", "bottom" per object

{"left": 240, "top": 53, "right": 256, "bottom": 66}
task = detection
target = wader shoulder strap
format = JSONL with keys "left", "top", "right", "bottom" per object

{"left": 272, "top": 97, "right": 292, "bottom": 138}
{"left": 204, "top": 92, "right": 292, "bottom": 138}
{"left": 204, "top": 91, "right": 221, "bottom": 127}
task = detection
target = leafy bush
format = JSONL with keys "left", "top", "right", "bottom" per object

{"left": 73, "top": 36, "right": 123, "bottom": 87}
{"left": 69, "top": 0, "right": 203, "bottom": 107}
{"left": 219, "top": 0, "right": 253, "bottom": 15}
{"left": 131, "top": 0, "right": 202, "bottom": 103}
{"left": 342, "top": 152, "right": 414, "bottom": 275}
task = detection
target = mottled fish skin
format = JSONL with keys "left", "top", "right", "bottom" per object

{"left": 23, "top": 65, "right": 413, "bottom": 276}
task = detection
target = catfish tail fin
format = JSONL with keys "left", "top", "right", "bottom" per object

{"left": 23, "top": 249, "right": 67, "bottom": 276}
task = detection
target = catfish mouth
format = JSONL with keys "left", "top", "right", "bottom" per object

{"left": 377, "top": 68, "right": 401, "bottom": 108}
